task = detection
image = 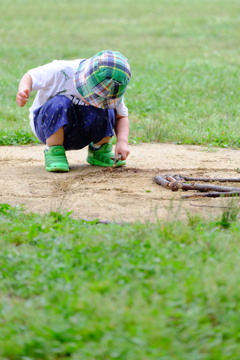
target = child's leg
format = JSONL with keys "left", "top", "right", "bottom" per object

{"left": 66, "top": 107, "right": 126, "bottom": 167}
{"left": 87, "top": 141, "right": 125, "bottom": 167}
{"left": 87, "top": 135, "right": 125, "bottom": 167}
{"left": 44, "top": 126, "right": 69, "bottom": 172}
{"left": 33, "top": 95, "right": 71, "bottom": 172}
{"left": 45, "top": 127, "right": 70, "bottom": 172}
{"left": 46, "top": 127, "right": 64, "bottom": 147}
{"left": 33, "top": 95, "right": 71, "bottom": 145}
{"left": 93, "top": 136, "right": 111, "bottom": 146}
{"left": 44, "top": 144, "right": 69, "bottom": 172}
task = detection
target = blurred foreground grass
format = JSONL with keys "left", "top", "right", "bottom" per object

{"left": 0, "top": 203, "right": 240, "bottom": 359}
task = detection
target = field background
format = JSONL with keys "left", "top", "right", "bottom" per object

{"left": 1, "top": 0, "right": 240, "bottom": 146}
{"left": 0, "top": 0, "right": 240, "bottom": 359}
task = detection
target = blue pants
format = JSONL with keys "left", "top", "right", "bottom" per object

{"left": 33, "top": 95, "right": 116, "bottom": 150}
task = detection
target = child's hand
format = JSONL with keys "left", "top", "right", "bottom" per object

{"left": 115, "top": 140, "right": 130, "bottom": 160}
{"left": 16, "top": 89, "right": 30, "bottom": 107}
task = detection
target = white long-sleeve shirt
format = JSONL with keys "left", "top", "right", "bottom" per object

{"left": 28, "top": 59, "right": 128, "bottom": 134}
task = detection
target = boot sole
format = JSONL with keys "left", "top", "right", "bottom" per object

{"left": 87, "top": 157, "right": 126, "bottom": 167}
{"left": 46, "top": 165, "right": 70, "bottom": 172}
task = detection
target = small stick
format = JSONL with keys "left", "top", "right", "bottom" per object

{"left": 182, "top": 191, "right": 240, "bottom": 198}
{"left": 180, "top": 183, "right": 240, "bottom": 193}
{"left": 154, "top": 176, "right": 240, "bottom": 192}
{"left": 113, "top": 154, "right": 122, "bottom": 166}
{"left": 154, "top": 176, "right": 183, "bottom": 192}
{"left": 154, "top": 175, "right": 171, "bottom": 188}
{"left": 165, "top": 175, "right": 177, "bottom": 182}
{"left": 175, "top": 175, "right": 240, "bottom": 183}
{"left": 173, "top": 174, "right": 182, "bottom": 181}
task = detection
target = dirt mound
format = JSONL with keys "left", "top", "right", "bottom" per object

{"left": 1, "top": 143, "right": 239, "bottom": 222}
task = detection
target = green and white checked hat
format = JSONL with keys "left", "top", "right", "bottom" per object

{"left": 74, "top": 50, "right": 131, "bottom": 109}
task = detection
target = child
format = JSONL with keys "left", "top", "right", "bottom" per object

{"left": 16, "top": 50, "right": 131, "bottom": 172}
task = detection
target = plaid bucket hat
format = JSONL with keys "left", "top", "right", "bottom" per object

{"left": 74, "top": 50, "right": 131, "bottom": 109}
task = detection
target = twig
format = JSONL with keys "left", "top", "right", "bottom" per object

{"left": 165, "top": 175, "right": 176, "bottom": 182}
{"left": 179, "top": 183, "right": 240, "bottom": 193}
{"left": 154, "top": 176, "right": 240, "bottom": 193}
{"left": 174, "top": 175, "right": 240, "bottom": 183}
{"left": 154, "top": 175, "right": 171, "bottom": 188}
{"left": 154, "top": 174, "right": 240, "bottom": 198}
{"left": 182, "top": 191, "right": 240, "bottom": 198}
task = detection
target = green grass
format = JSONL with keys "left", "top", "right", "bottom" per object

{"left": 1, "top": 1, "right": 240, "bottom": 358}
{"left": 1, "top": 0, "right": 240, "bottom": 146}
{"left": 0, "top": 203, "right": 240, "bottom": 360}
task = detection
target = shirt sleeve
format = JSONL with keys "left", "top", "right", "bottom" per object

{"left": 27, "top": 60, "right": 60, "bottom": 90}
{"left": 115, "top": 98, "right": 129, "bottom": 117}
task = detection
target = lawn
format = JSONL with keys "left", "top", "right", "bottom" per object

{"left": 1, "top": 0, "right": 240, "bottom": 146}
{"left": 0, "top": 203, "right": 240, "bottom": 360}
{"left": 0, "top": 0, "right": 240, "bottom": 358}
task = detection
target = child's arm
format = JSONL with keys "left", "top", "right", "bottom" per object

{"left": 16, "top": 73, "right": 33, "bottom": 107}
{"left": 115, "top": 115, "right": 130, "bottom": 160}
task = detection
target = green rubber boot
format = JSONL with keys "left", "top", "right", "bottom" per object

{"left": 87, "top": 143, "right": 126, "bottom": 167}
{"left": 44, "top": 145, "right": 69, "bottom": 172}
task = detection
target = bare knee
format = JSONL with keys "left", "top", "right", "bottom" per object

{"left": 94, "top": 136, "right": 111, "bottom": 145}
{"left": 46, "top": 127, "right": 64, "bottom": 147}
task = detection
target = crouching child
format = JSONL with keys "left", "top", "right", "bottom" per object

{"left": 16, "top": 50, "right": 131, "bottom": 172}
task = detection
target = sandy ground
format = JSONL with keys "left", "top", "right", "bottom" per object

{"left": 0, "top": 143, "right": 239, "bottom": 223}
